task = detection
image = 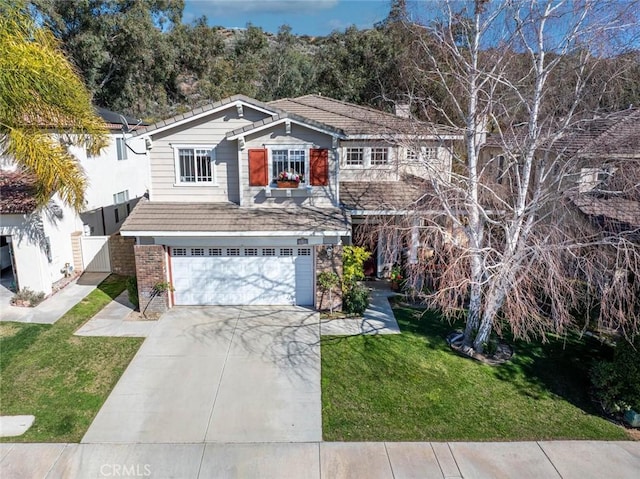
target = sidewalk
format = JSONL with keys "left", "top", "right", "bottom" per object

{"left": 74, "top": 291, "right": 156, "bottom": 337}
{"left": 320, "top": 282, "right": 401, "bottom": 336}
{"left": 1, "top": 440, "right": 638, "bottom": 478}
{"left": 0, "top": 272, "right": 110, "bottom": 324}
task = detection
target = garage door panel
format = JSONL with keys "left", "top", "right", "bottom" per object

{"left": 171, "top": 247, "right": 313, "bottom": 306}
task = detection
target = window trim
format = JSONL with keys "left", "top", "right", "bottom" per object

{"left": 172, "top": 144, "right": 218, "bottom": 186}
{"left": 113, "top": 189, "right": 130, "bottom": 205}
{"left": 406, "top": 146, "right": 438, "bottom": 162}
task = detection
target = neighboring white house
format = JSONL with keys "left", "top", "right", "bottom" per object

{"left": 0, "top": 108, "right": 150, "bottom": 297}
{"left": 76, "top": 108, "right": 150, "bottom": 236}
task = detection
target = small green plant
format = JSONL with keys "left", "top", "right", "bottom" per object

{"left": 342, "top": 245, "right": 371, "bottom": 291}
{"left": 343, "top": 284, "right": 370, "bottom": 315}
{"left": 318, "top": 271, "right": 340, "bottom": 314}
{"left": 11, "top": 287, "right": 45, "bottom": 307}
{"left": 126, "top": 276, "right": 139, "bottom": 308}
{"left": 389, "top": 265, "right": 404, "bottom": 282}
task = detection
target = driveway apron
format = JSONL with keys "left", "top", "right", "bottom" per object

{"left": 82, "top": 306, "right": 321, "bottom": 444}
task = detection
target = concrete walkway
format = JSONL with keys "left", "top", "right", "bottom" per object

{"left": 1, "top": 440, "right": 638, "bottom": 478}
{"left": 74, "top": 291, "right": 156, "bottom": 338}
{"left": 0, "top": 272, "right": 109, "bottom": 324}
{"left": 321, "top": 283, "right": 400, "bottom": 336}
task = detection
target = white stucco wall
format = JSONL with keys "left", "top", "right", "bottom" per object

{"left": 0, "top": 199, "right": 82, "bottom": 296}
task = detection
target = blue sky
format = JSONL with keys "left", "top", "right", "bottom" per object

{"left": 182, "top": 0, "right": 394, "bottom": 35}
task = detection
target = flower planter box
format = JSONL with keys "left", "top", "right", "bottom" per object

{"left": 624, "top": 409, "right": 640, "bottom": 428}
{"left": 277, "top": 180, "right": 300, "bottom": 189}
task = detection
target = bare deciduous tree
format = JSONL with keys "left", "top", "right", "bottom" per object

{"left": 378, "top": 0, "right": 640, "bottom": 353}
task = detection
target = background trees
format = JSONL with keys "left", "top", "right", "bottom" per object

{"left": 1, "top": 0, "right": 107, "bottom": 210}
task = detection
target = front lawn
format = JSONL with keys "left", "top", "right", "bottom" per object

{"left": 321, "top": 306, "right": 629, "bottom": 441}
{"left": 0, "top": 275, "right": 143, "bottom": 442}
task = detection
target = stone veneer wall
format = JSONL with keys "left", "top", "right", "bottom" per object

{"left": 109, "top": 234, "right": 136, "bottom": 276}
{"left": 316, "top": 244, "right": 343, "bottom": 311}
{"left": 134, "top": 244, "right": 169, "bottom": 318}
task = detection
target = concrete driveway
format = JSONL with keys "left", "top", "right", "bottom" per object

{"left": 82, "top": 306, "right": 321, "bottom": 444}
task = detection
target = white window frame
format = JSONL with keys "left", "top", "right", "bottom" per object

{"left": 172, "top": 144, "right": 217, "bottom": 186}
{"left": 406, "top": 146, "right": 438, "bottom": 162}
{"left": 342, "top": 146, "right": 392, "bottom": 169}
{"left": 116, "top": 137, "right": 128, "bottom": 161}
{"left": 269, "top": 147, "right": 309, "bottom": 184}
{"left": 113, "top": 189, "right": 129, "bottom": 205}
{"left": 345, "top": 147, "right": 364, "bottom": 166}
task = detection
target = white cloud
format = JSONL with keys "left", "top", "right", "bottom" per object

{"left": 188, "top": 0, "right": 339, "bottom": 15}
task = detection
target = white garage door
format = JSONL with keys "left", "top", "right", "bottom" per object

{"left": 171, "top": 246, "right": 314, "bottom": 306}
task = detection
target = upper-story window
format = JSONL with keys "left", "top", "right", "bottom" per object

{"left": 172, "top": 145, "right": 216, "bottom": 185}
{"left": 116, "top": 137, "right": 128, "bottom": 161}
{"left": 272, "top": 149, "right": 306, "bottom": 182}
{"left": 345, "top": 147, "right": 364, "bottom": 166}
{"left": 406, "top": 146, "right": 437, "bottom": 161}
{"left": 370, "top": 147, "right": 389, "bottom": 165}
{"left": 343, "top": 146, "right": 391, "bottom": 168}
{"left": 113, "top": 190, "right": 129, "bottom": 205}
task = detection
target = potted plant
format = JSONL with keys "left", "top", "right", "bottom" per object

{"left": 276, "top": 171, "right": 302, "bottom": 188}
{"left": 390, "top": 266, "right": 403, "bottom": 292}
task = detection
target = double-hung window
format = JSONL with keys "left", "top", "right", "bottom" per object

{"left": 272, "top": 149, "right": 306, "bottom": 182}
{"left": 113, "top": 190, "right": 129, "bottom": 205}
{"left": 173, "top": 146, "right": 216, "bottom": 184}
{"left": 116, "top": 138, "right": 128, "bottom": 161}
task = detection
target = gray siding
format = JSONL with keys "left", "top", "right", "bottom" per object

{"left": 241, "top": 123, "right": 338, "bottom": 208}
{"left": 149, "top": 107, "right": 268, "bottom": 203}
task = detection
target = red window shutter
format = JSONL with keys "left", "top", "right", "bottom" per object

{"left": 248, "top": 148, "right": 268, "bottom": 186}
{"left": 310, "top": 148, "right": 329, "bottom": 186}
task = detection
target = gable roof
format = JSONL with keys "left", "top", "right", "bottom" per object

{"left": 131, "top": 95, "right": 278, "bottom": 137}
{"left": 0, "top": 171, "right": 38, "bottom": 214}
{"left": 270, "top": 95, "right": 455, "bottom": 138}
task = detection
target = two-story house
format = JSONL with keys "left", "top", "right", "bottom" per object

{"left": 0, "top": 108, "right": 149, "bottom": 297}
{"left": 120, "top": 95, "right": 460, "bottom": 312}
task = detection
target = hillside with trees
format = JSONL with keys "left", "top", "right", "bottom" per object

{"left": 29, "top": 0, "right": 640, "bottom": 122}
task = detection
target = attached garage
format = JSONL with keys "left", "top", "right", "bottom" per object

{"left": 170, "top": 246, "right": 314, "bottom": 306}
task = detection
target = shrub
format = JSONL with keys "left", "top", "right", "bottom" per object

{"left": 590, "top": 335, "right": 640, "bottom": 412}
{"left": 343, "top": 284, "right": 370, "bottom": 315}
{"left": 11, "top": 287, "right": 45, "bottom": 307}
{"left": 342, "top": 245, "right": 371, "bottom": 291}
{"left": 126, "top": 276, "right": 139, "bottom": 308}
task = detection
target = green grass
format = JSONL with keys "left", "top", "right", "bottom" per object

{"left": 321, "top": 306, "right": 630, "bottom": 441}
{"left": 0, "top": 275, "right": 143, "bottom": 442}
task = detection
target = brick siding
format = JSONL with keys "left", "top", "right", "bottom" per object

{"left": 134, "top": 244, "right": 169, "bottom": 318}
{"left": 315, "top": 244, "right": 343, "bottom": 311}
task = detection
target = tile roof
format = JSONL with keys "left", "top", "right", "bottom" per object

{"left": 340, "top": 177, "right": 433, "bottom": 211}
{"left": 0, "top": 171, "right": 38, "bottom": 214}
{"left": 571, "top": 194, "right": 640, "bottom": 229}
{"left": 131, "top": 95, "right": 276, "bottom": 137}
{"left": 270, "top": 95, "right": 454, "bottom": 137}
{"left": 225, "top": 112, "right": 344, "bottom": 139}
{"left": 120, "top": 201, "right": 350, "bottom": 234}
